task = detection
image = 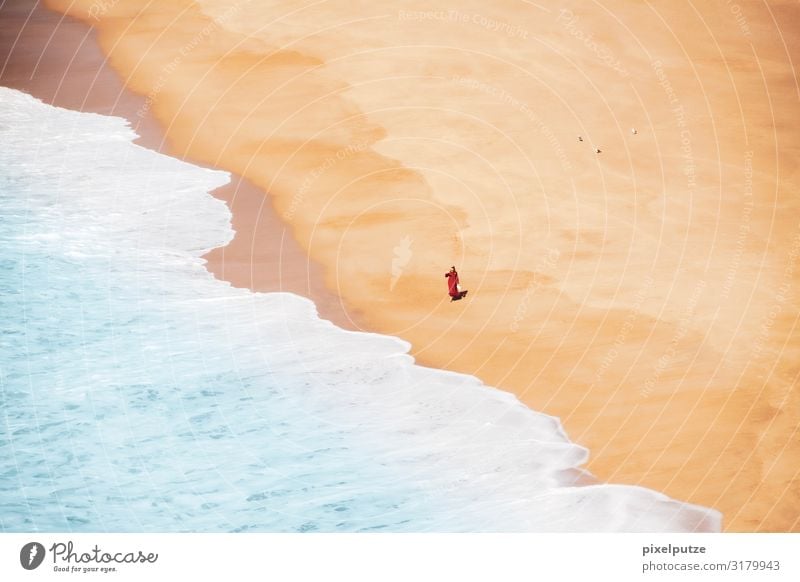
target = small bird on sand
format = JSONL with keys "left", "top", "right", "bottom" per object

{"left": 631, "top": 128, "right": 638, "bottom": 135}
{"left": 595, "top": 148, "right": 602, "bottom": 153}
{"left": 577, "top": 136, "right": 583, "bottom": 142}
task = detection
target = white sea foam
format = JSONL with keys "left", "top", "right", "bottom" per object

{"left": 0, "top": 87, "right": 721, "bottom": 532}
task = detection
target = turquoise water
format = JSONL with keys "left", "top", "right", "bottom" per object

{"left": 0, "top": 88, "right": 720, "bottom": 532}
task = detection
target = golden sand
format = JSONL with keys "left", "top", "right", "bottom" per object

{"left": 46, "top": 0, "right": 800, "bottom": 530}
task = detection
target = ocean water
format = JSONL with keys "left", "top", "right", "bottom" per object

{"left": 0, "top": 87, "right": 721, "bottom": 532}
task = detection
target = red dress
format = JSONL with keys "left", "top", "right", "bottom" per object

{"left": 445, "top": 271, "right": 460, "bottom": 297}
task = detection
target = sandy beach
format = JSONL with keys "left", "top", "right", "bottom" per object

{"left": 29, "top": 0, "right": 800, "bottom": 531}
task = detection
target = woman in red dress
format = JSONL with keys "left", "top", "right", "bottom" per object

{"left": 445, "top": 266, "right": 467, "bottom": 301}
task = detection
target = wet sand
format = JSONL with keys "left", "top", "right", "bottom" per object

{"left": 35, "top": 0, "right": 800, "bottom": 531}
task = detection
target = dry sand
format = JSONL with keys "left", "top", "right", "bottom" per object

{"left": 40, "top": 0, "right": 800, "bottom": 531}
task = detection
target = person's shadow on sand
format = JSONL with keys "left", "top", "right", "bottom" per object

{"left": 451, "top": 290, "right": 468, "bottom": 302}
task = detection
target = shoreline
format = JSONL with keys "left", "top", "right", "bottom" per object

{"left": 1, "top": 76, "right": 722, "bottom": 532}
{"left": 0, "top": 0, "right": 354, "bottom": 330}
{"left": 13, "top": 0, "right": 800, "bottom": 531}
